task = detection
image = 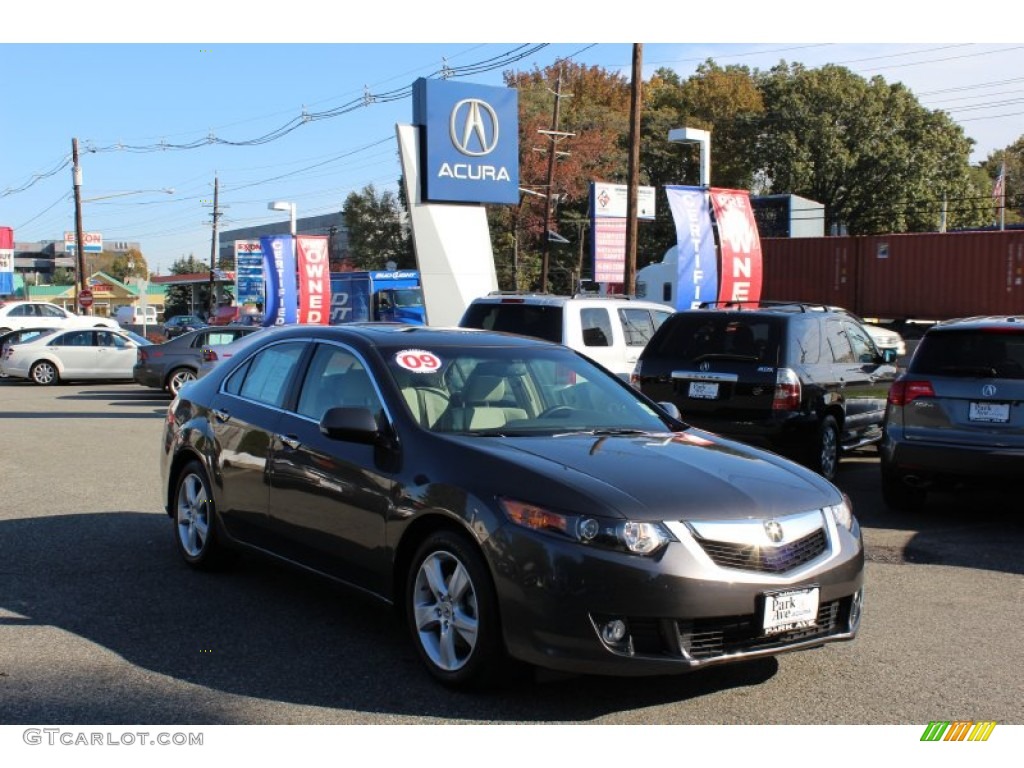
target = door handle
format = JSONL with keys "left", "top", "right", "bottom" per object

{"left": 278, "top": 434, "right": 301, "bottom": 450}
{"left": 212, "top": 409, "right": 231, "bottom": 423}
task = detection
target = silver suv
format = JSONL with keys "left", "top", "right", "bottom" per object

{"left": 880, "top": 316, "right": 1024, "bottom": 510}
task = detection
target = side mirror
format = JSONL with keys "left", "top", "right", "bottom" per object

{"left": 881, "top": 349, "right": 898, "bottom": 364}
{"left": 658, "top": 401, "right": 682, "bottom": 420}
{"left": 320, "top": 406, "right": 379, "bottom": 444}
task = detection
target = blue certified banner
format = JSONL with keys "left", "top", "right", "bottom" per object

{"left": 260, "top": 235, "right": 297, "bottom": 326}
{"left": 412, "top": 78, "right": 519, "bottom": 205}
{"left": 666, "top": 186, "right": 718, "bottom": 310}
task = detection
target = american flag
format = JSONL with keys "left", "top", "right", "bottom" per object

{"left": 992, "top": 163, "right": 1006, "bottom": 201}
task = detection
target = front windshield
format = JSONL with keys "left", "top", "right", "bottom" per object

{"left": 392, "top": 289, "right": 423, "bottom": 308}
{"left": 123, "top": 330, "right": 153, "bottom": 346}
{"left": 385, "top": 344, "right": 673, "bottom": 434}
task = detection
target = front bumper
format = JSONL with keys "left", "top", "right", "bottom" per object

{"left": 485, "top": 514, "right": 864, "bottom": 677}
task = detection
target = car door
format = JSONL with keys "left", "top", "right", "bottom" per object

{"left": 50, "top": 330, "right": 96, "bottom": 377}
{"left": 266, "top": 341, "right": 396, "bottom": 593}
{"left": 94, "top": 331, "right": 137, "bottom": 378}
{"left": 206, "top": 340, "right": 309, "bottom": 549}
{"left": 827, "top": 319, "right": 894, "bottom": 442}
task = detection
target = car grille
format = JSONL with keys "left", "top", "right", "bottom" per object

{"left": 696, "top": 528, "right": 828, "bottom": 573}
{"left": 625, "top": 599, "right": 847, "bottom": 661}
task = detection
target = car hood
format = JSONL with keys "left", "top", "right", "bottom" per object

{"left": 447, "top": 429, "right": 840, "bottom": 521}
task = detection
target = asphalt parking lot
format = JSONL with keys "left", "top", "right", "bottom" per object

{"left": 1, "top": 378, "right": 1022, "bottom": 726}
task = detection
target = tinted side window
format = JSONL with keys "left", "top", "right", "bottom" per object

{"left": 10, "top": 305, "right": 30, "bottom": 317}
{"left": 844, "top": 321, "right": 876, "bottom": 363}
{"left": 57, "top": 330, "right": 94, "bottom": 347}
{"left": 237, "top": 342, "right": 307, "bottom": 408}
{"left": 619, "top": 308, "right": 657, "bottom": 347}
{"left": 790, "top": 318, "right": 820, "bottom": 365}
{"left": 580, "top": 308, "right": 613, "bottom": 347}
{"left": 295, "top": 344, "right": 382, "bottom": 421}
{"left": 825, "top": 319, "right": 854, "bottom": 363}
{"left": 460, "top": 303, "right": 563, "bottom": 343}
{"left": 41, "top": 305, "right": 66, "bottom": 318}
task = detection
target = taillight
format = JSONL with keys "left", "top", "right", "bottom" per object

{"left": 201, "top": 348, "right": 218, "bottom": 363}
{"left": 137, "top": 348, "right": 148, "bottom": 364}
{"left": 773, "top": 367, "right": 802, "bottom": 411}
{"left": 888, "top": 379, "right": 935, "bottom": 406}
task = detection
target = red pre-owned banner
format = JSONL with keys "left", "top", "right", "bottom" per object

{"left": 709, "top": 189, "right": 763, "bottom": 304}
{"left": 296, "top": 236, "right": 331, "bottom": 324}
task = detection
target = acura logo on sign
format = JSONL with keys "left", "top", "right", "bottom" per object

{"left": 764, "top": 520, "right": 784, "bottom": 544}
{"left": 450, "top": 99, "right": 499, "bottom": 156}
{"left": 982, "top": 384, "right": 998, "bottom": 397}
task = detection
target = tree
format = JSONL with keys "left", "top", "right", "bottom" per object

{"left": 341, "top": 184, "right": 414, "bottom": 271}
{"left": 163, "top": 254, "right": 210, "bottom": 318}
{"left": 498, "top": 62, "right": 632, "bottom": 292}
{"left": 752, "top": 63, "right": 981, "bottom": 235}
{"left": 986, "top": 137, "right": 1024, "bottom": 226}
{"left": 108, "top": 248, "right": 150, "bottom": 282}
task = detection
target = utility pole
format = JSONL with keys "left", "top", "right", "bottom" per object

{"left": 71, "top": 138, "right": 88, "bottom": 314}
{"left": 539, "top": 71, "right": 574, "bottom": 293}
{"left": 624, "top": 43, "right": 643, "bottom": 297}
{"left": 206, "top": 175, "right": 222, "bottom": 318}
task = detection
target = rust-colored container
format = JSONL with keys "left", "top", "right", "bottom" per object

{"left": 761, "top": 231, "right": 1024, "bottom": 321}
{"left": 761, "top": 236, "right": 858, "bottom": 309}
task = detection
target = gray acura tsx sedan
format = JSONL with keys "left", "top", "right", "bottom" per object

{"left": 160, "top": 323, "right": 864, "bottom": 688}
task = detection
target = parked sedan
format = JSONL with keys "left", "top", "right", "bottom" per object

{"left": 162, "top": 314, "right": 207, "bottom": 339}
{"left": 162, "top": 324, "right": 864, "bottom": 688}
{"left": 0, "top": 327, "right": 54, "bottom": 378}
{"left": 2, "top": 328, "right": 151, "bottom": 385}
{"left": 0, "top": 300, "right": 120, "bottom": 334}
{"left": 134, "top": 325, "right": 261, "bottom": 395}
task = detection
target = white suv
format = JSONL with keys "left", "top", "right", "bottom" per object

{"left": 459, "top": 293, "right": 674, "bottom": 379}
{"left": 0, "top": 301, "right": 120, "bottom": 334}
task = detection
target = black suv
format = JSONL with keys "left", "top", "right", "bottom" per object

{"left": 632, "top": 302, "right": 898, "bottom": 480}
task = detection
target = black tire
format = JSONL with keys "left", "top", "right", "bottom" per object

{"left": 30, "top": 360, "right": 59, "bottom": 386}
{"left": 406, "top": 530, "right": 504, "bottom": 689}
{"left": 166, "top": 367, "right": 198, "bottom": 396}
{"left": 881, "top": 469, "right": 927, "bottom": 512}
{"left": 172, "top": 460, "right": 231, "bottom": 570}
{"left": 808, "top": 415, "right": 840, "bottom": 482}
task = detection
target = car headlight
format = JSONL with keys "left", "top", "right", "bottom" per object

{"left": 826, "top": 494, "right": 858, "bottom": 534}
{"left": 500, "top": 498, "right": 673, "bottom": 556}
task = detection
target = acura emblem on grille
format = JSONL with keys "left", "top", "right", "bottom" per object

{"left": 982, "top": 384, "right": 997, "bottom": 397}
{"left": 764, "top": 520, "right": 784, "bottom": 543}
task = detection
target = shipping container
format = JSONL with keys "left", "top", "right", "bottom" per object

{"left": 761, "top": 231, "right": 1024, "bottom": 322}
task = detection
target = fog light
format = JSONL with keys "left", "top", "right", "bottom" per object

{"left": 849, "top": 588, "right": 864, "bottom": 631}
{"left": 601, "top": 619, "right": 628, "bottom": 644}
{"left": 578, "top": 518, "right": 600, "bottom": 542}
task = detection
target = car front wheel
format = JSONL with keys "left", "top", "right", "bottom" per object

{"left": 30, "top": 360, "right": 59, "bottom": 386}
{"left": 406, "top": 530, "right": 503, "bottom": 688}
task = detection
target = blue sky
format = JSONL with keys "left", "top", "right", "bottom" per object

{"left": 3, "top": 3, "right": 1024, "bottom": 276}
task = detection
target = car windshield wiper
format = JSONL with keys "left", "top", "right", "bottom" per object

{"left": 553, "top": 428, "right": 650, "bottom": 437}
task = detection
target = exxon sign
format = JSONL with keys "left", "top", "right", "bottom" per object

{"left": 413, "top": 78, "right": 519, "bottom": 205}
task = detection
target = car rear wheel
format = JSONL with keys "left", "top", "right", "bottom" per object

{"left": 809, "top": 415, "right": 840, "bottom": 482}
{"left": 881, "top": 469, "right": 927, "bottom": 512}
{"left": 167, "top": 367, "right": 197, "bottom": 395}
{"left": 173, "top": 460, "right": 230, "bottom": 569}
{"left": 406, "top": 530, "right": 503, "bottom": 688}
{"left": 30, "top": 360, "right": 59, "bottom": 386}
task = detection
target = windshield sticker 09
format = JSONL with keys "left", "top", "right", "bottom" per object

{"left": 395, "top": 349, "right": 442, "bottom": 373}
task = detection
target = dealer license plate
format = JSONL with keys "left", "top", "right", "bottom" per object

{"left": 688, "top": 381, "right": 719, "bottom": 399}
{"left": 762, "top": 587, "right": 819, "bottom": 635}
{"left": 969, "top": 401, "right": 1010, "bottom": 423}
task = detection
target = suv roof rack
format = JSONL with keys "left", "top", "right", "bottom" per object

{"left": 697, "top": 300, "right": 830, "bottom": 313}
